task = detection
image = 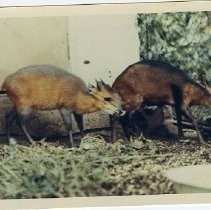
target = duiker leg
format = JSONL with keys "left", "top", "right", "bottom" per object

{"left": 110, "top": 115, "right": 118, "bottom": 143}
{"left": 174, "top": 106, "right": 184, "bottom": 139}
{"left": 181, "top": 107, "right": 204, "bottom": 143}
{"left": 6, "top": 109, "right": 17, "bottom": 140}
{"left": 171, "top": 85, "right": 184, "bottom": 139}
{"left": 73, "top": 113, "right": 84, "bottom": 138}
{"left": 60, "top": 108, "right": 74, "bottom": 147}
{"left": 119, "top": 112, "right": 131, "bottom": 141}
{"left": 16, "top": 109, "right": 34, "bottom": 144}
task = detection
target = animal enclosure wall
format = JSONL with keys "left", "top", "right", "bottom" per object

{"left": 0, "top": 17, "right": 69, "bottom": 85}
{"left": 68, "top": 15, "right": 140, "bottom": 85}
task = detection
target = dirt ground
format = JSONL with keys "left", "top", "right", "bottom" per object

{"left": 0, "top": 129, "right": 211, "bottom": 199}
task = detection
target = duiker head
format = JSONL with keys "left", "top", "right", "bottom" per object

{"left": 89, "top": 80, "right": 125, "bottom": 115}
{"left": 197, "top": 74, "right": 211, "bottom": 106}
{"left": 197, "top": 74, "right": 211, "bottom": 90}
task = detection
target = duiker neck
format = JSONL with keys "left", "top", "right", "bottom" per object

{"left": 74, "top": 91, "right": 100, "bottom": 114}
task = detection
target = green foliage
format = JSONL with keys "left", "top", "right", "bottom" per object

{"left": 137, "top": 12, "right": 211, "bottom": 79}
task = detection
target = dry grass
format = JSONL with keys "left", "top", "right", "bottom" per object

{"left": 0, "top": 134, "right": 210, "bottom": 199}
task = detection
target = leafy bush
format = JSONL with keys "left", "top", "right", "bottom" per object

{"left": 137, "top": 12, "right": 211, "bottom": 79}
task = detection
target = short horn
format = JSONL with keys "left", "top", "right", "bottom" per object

{"left": 100, "top": 79, "right": 105, "bottom": 85}
{"left": 88, "top": 83, "right": 96, "bottom": 92}
{"left": 95, "top": 79, "right": 101, "bottom": 90}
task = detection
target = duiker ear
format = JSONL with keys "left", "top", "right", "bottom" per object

{"left": 198, "top": 74, "right": 208, "bottom": 87}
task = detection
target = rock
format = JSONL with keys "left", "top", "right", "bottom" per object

{"left": 129, "top": 106, "right": 178, "bottom": 140}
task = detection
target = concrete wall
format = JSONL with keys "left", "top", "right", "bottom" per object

{"left": 68, "top": 15, "right": 140, "bottom": 85}
{"left": 0, "top": 17, "right": 69, "bottom": 84}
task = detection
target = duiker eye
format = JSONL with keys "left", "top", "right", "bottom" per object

{"left": 104, "top": 97, "right": 112, "bottom": 102}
